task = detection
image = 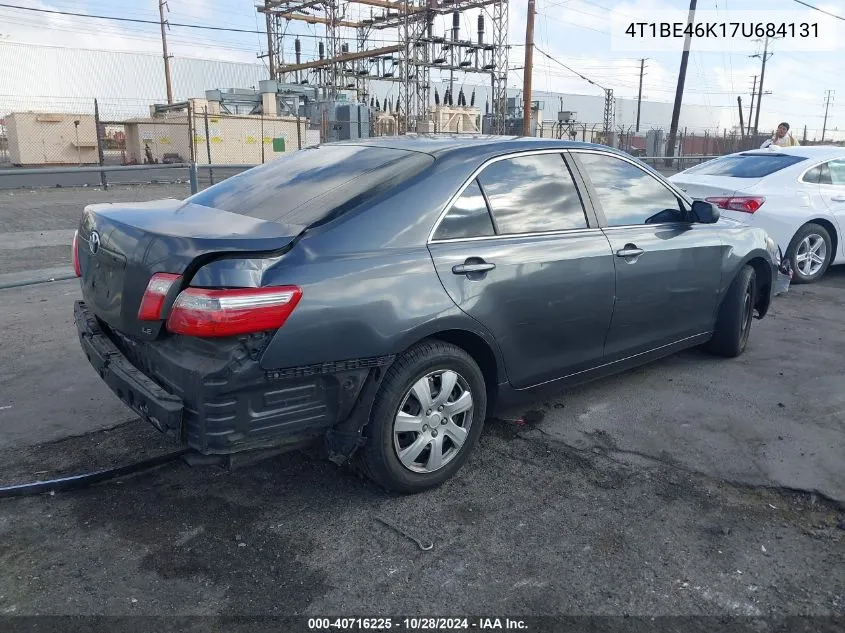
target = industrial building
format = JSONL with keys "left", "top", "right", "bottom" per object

{"left": 0, "top": 41, "right": 723, "bottom": 134}
{"left": 5, "top": 112, "right": 98, "bottom": 166}
{"left": 122, "top": 88, "right": 314, "bottom": 166}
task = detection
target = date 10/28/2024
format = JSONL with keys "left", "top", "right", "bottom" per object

{"left": 307, "top": 617, "right": 529, "bottom": 631}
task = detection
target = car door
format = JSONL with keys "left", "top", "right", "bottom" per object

{"left": 427, "top": 151, "right": 616, "bottom": 389}
{"left": 818, "top": 158, "right": 845, "bottom": 261}
{"left": 568, "top": 149, "right": 724, "bottom": 361}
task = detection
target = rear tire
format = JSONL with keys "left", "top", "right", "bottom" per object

{"left": 707, "top": 265, "right": 756, "bottom": 358}
{"left": 787, "top": 223, "right": 832, "bottom": 284}
{"left": 361, "top": 341, "right": 487, "bottom": 494}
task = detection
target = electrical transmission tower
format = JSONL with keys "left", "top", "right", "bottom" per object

{"left": 260, "top": 0, "right": 510, "bottom": 133}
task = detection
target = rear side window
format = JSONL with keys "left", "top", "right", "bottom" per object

{"left": 683, "top": 153, "right": 807, "bottom": 178}
{"left": 802, "top": 163, "right": 826, "bottom": 184}
{"left": 433, "top": 180, "right": 495, "bottom": 240}
{"left": 801, "top": 160, "right": 845, "bottom": 185}
{"left": 186, "top": 145, "right": 433, "bottom": 225}
{"left": 827, "top": 159, "right": 845, "bottom": 185}
{"left": 477, "top": 153, "right": 588, "bottom": 234}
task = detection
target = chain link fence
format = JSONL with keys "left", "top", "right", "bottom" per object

{"left": 4, "top": 94, "right": 844, "bottom": 189}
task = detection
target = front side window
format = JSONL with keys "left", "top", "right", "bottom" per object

{"left": 476, "top": 153, "right": 588, "bottom": 234}
{"left": 433, "top": 180, "right": 495, "bottom": 240}
{"left": 576, "top": 153, "right": 684, "bottom": 227}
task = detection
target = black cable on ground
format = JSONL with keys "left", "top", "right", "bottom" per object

{"left": 0, "top": 448, "right": 190, "bottom": 499}
{"left": 0, "top": 274, "right": 77, "bottom": 291}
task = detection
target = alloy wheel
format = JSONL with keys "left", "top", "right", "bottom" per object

{"left": 392, "top": 370, "right": 474, "bottom": 474}
{"left": 795, "top": 234, "right": 827, "bottom": 278}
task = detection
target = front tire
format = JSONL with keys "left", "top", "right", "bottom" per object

{"left": 787, "top": 223, "right": 832, "bottom": 284}
{"left": 361, "top": 341, "right": 487, "bottom": 494}
{"left": 707, "top": 265, "right": 756, "bottom": 358}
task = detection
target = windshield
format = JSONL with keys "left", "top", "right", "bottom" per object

{"left": 681, "top": 153, "right": 807, "bottom": 178}
{"left": 186, "top": 144, "right": 433, "bottom": 224}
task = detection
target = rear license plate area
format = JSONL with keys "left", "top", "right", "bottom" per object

{"left": 87, "top": 249, "right": 127, "bottom": 316}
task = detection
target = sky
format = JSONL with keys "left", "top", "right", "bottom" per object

{"left": 1, "top": 0, "right": 844, "bottom": 139}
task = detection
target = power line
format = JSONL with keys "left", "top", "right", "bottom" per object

{"left": 534, "top": 45, "right": 607, "bottom": 90}
{"left": 792, "top": 0, "right": 845, "bottom": 21}
{"left": 0, "top": 2, "right": 269, "bottom": 34}
{"left": 536, "top": 11, "right": 610, "bottom": 35}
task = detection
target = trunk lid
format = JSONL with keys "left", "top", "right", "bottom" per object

{"left": 669, "top": 175, "right": 762, "bottom": 200}
{"left": 77, "top": 199, "right": 304, "bottom": 339}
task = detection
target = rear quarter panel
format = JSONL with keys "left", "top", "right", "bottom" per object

{"left": 189, "top": 155, "right": 508, "bottom": 377}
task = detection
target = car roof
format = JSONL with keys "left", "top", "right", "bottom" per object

{"left": 329, "top": 134, "right": 621, "bottom": 159}
{"left": 735, "top": 145, "right": 845, "bottom": 160}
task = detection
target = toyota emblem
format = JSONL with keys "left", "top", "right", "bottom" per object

{"left": 89, "top": 231, "right": 101, "bottom": 255}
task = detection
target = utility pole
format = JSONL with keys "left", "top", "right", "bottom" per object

{"left": 265, "top": 0, "right": 275, "bottom": 79}
{"left": 822, "top": 89, "right": 834, "bottom": 142}
{"left": 750, "top": 36, "right": 774, "bottom": 136}
{"left": 664, "top": 0, "right": 696, "bottom": 166}
{"left": 635, "top": 58, "right": 645, "bottom": 133}
{"left": 522, "top": 0, "right": 536, "bottom": 136}
{"left": 158, "top": 0, "right": 173, "bottom": 104}
{"left": 737, "top": 96, "right": 745, "bottom": 138}
{"left": 747, "top": 76, "right": 757, "bottom": 132}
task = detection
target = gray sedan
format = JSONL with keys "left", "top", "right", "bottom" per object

{"left": 72, "top": 137, "right": 777, "bottom": 493}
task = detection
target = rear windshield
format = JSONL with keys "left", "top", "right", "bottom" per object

{"left": 682, "top": 153, "right": 807, "bottom": 178}
{"left": 186, "top": 144, "right": 433, "bottom": 224}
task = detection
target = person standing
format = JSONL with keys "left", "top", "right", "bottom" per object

{"left": 761, "top": 122, "right": 799, "bottom": 148}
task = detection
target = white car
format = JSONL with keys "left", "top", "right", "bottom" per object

{"left": 669, "top": 146, "right": 845, "bottom": 283}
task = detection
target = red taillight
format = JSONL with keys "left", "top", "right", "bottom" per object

{"left": 72, "top": 230, "right": 81, "bottom": 277}
{"left": 138, "top": 273, "right": 181, "bottom": 321}
{"left": 166, "top": 286, "right": 302, "bottom": 338}
{"left": 705, "top": 196, "right": 765, "bottom": 213}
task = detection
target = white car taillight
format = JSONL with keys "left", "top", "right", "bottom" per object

{"left": 705, "top": 196, "right": 766, "bottom": 213}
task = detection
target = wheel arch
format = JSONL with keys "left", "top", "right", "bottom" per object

{"left": 418, "top": 329, "right": 502, "bottom": 408}
{"left": 740, "top": 253, "right": 774, "bottom": 318}
{"left": 392, "top": 314, "right": 507, "bottom": 410}
{"left": 800, "top": 218, "right": 839, "bottom": 262}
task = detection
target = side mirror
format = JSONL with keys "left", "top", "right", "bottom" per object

{"left": 691, "top": 200, "right": 720, "bottom": 224}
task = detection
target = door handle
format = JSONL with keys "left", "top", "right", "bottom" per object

{"left": 831, "top": 195, "right": 845, "bottom": 202}
{"left": 452, "top": 262, "right": 496, "bottom": 275}
{"left": 616, "top": 246, "right": 644, "bottom": 258}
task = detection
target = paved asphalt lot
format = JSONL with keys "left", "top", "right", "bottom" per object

{"left": 0, "top": 184, "right": 843, "bottom": 619}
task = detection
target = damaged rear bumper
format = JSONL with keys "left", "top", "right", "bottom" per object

{"left": 75, "top": 301, "right": 183, "bottom": 434}
{"left": 74, "top": 300, "right": 392, "bottom": 456}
